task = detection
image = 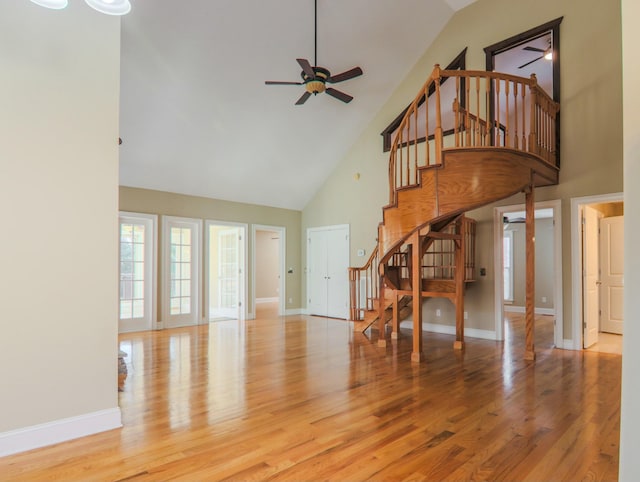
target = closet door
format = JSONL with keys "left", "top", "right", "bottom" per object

{"left": 306, "top": 225, "right": 349, "bottom": 319}
{"left": 307, "top": 229, "right": 328, "bottom": 316}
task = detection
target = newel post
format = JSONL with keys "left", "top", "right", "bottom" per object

{"left": 433, "top": 64, "right": 444, "bottom": 164}
{"left": 528, "top": 73, "right": 538, "bottom": 155}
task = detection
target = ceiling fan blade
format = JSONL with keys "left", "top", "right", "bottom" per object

{"left": 297, "top": 58, "right": 316, "bottom": 79}
{"left": 326, "top": 87, "right": 353, "bottom": 103}
{"left": 523, "top": 46, "right": 546, "bottom": 53}
{"left": 295, "top": 91, "right": 312, "bottom": 105}
{"left": 518, "top": 55, "right": 544, "bottom": 69}
{"left": 327, "top": 66, "right": 363, "bottom": 83}
{"left": 265, "top": 81, "right": 303, "bottom": 85}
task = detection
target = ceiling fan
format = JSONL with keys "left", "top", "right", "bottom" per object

{"left": 264, "top": 0, "right": 363, "bottom": 105}
{"left": 518, "top": 39, "right": 552, "bottom": 69}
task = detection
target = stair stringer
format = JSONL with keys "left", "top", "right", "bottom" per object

{"left": 379, "top": 148, "right": 558, "bottom": 261}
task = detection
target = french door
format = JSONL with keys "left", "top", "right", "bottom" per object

{"left": 163, "top": 216, "right": 202, "bottom": 328}
{"left": 118, "top": 213, "right": 157, "bottom": 333}
{"left": 206, "top": 221, "right": 246, "bottom": 321}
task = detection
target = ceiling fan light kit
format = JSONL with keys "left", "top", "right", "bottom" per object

{"left": 29, "top": 0, "right": 131, "bottom": 15}
{"left": 265, "top": 0, "right": 363, "bottom": 105}
{"left": 30, "top": 0, "right": 68, "bottom": 8}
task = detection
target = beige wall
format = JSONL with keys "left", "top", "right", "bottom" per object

{"left": 0, "top": 2, "right": 120, "bottom": 437}
{"left": 302, "top": 0, "right": 623, "bottom": 340}
{"left": 620, "top": 0, "right": 639, "bottom": 477}
{"left": 119, "top": 187, "right": 301, "bottom": 315}
{"left": 255, "top": 230, "right": 280, "bottom": 299}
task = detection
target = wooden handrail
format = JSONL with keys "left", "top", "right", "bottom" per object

{"left": 388, "top": 66, "right": 560, "bottom": 204}
{"left": 348, "top": 217, "right": 477, "bottom": 321}
{"left": 348, "top": 244, "right": 379, "bottom": 320}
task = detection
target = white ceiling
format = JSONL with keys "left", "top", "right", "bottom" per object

{"left": 118, "top": 0, "right": 477, "bottom": 210}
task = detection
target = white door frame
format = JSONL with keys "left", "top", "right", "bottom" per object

{"left": 162, "top": 216, "right": 203, "bottom": 328}
{"left": 571, "top": 192, "right": 624, "bottom": 349}
{"left": 494, "top": 199, "right": 563, "bottom": 348}
{"left": 252, "top": 224, "right": 286, "bottom": 318}
{"left": 118, "top": 212, "right": 158, "bottom": 333}
{"left": 204, "top": 220, "right": 248, "bottom": 321}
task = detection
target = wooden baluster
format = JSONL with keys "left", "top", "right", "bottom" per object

{"left": 399, "top": 128, "right": 404, "bottom": 186}
{"left": 551, "top": 107, "right": 557, "bottom": 165}
{"left": 528, "top": 75, "right": 538, "bottom": 155}
{"left": 425, "top": 86, "right": 430, "bottom": 166}
{"left": 521, "top": 82, "right": 527, "bottom": 151}
{"left": 495, "top": 78, "right": 501, "bottom": 147}
{"left": 513, "top": 82, "right": 519, "bottom": 149}
{"left": 505, "top": 80, "right": 510, "bottom": 148}
{"left": 454, "top": 77, "right": 460, "bottom": 148}
{"left": 389, "top": 150, "right": 395, "bottom": 204}
{"left": 414, "top": 102, "right": 418, "bottom": 182}
{"left": 405, "top": 115, "right": 410, "bottom": 185}
{"left": 466, "top": 75, "right": 471, "bottom": 147}
{"left": 348, "top": 268, "right": 356, "bottom": 320}
{"left": 434, "top": 65, "right": 443, "bottom": 164}
{"left": 484, "top": 76, "right": 490, "bottom": 146}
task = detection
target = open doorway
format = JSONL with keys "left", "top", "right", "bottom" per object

{"left": 494, "top": 200, "right": 563, "bottom": 349}
{"left": 571, "top": 193, "right": 624, "bottom": 354}
{"left": 205, "top": 221, "right": 247, "bottom": 322}
{"left": 252, "top": 225, "right": 285, "bottom": 319}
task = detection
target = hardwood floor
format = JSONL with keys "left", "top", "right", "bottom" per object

{"left": 0, "top": 314, "right": 620, "bottom": 481}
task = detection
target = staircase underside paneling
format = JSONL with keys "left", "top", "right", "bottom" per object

{"left": 380, "top": 148, "right": 558, "bottom": 257}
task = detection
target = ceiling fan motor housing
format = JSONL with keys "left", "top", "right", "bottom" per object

{"left": 302, "top": 67, "right": 330, "bottom": 94}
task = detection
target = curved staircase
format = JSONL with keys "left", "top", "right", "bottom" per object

{"left": 349, "top": 65, "right": 560, "bottom": 362}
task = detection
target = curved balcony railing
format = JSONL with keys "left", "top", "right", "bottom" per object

{"left": 387, "top": 65, "right": 560, "bottom": 204}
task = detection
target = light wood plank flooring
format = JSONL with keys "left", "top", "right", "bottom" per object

{"left": 0, "top": 313, "right": 620, "bottom": 481}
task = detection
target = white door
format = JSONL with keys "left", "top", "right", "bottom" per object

{"left": 163, "top": 216, "right": 202, "bottom": 328}
{"left": 600, "top": 216, "right": 624, "bottom": 334}
{"left": 583, "top": 206, "right": 601, "bottom": 348}
{"left": 307, "top": 229, "right": 328, "bottom": 316}
{"left": 307, "top": 225, "right": 349, "bottom": 319}
{"left": 119, "top": 213, "right": 156, "bottom": 333}
{"left": 326, "top": 228, "right": 349, "bottom": 318}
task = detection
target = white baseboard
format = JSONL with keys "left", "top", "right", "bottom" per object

{"left": 424, "top": 323, "right": 498, "bottom": 340}
{"left": 256, "top": 297, "right": 279, "bottom": 304}
{"left": 504, "top": 305, "right": 555, "bottom": 316}
{"left": 400, "top": 321, "right": 497, "bottom": 341}
{"left": 560, "top": 339, "right": 579, "bottom": 350}
{"left": 285, "top": 308, "right": 303, "bottom": 316}
{"left": 247, "top": 312, "right": 255, "bottom": 320}
{"left": 0, "top": 407, "right": 122, "bottom": 457}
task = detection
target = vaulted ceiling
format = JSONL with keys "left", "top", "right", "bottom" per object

{"left": 119, "top": 0, "right": 476, "bottom": 210}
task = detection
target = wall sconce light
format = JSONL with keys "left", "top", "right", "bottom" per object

{"left": 30, "top": 0, "right": 132, "bottom": 15}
